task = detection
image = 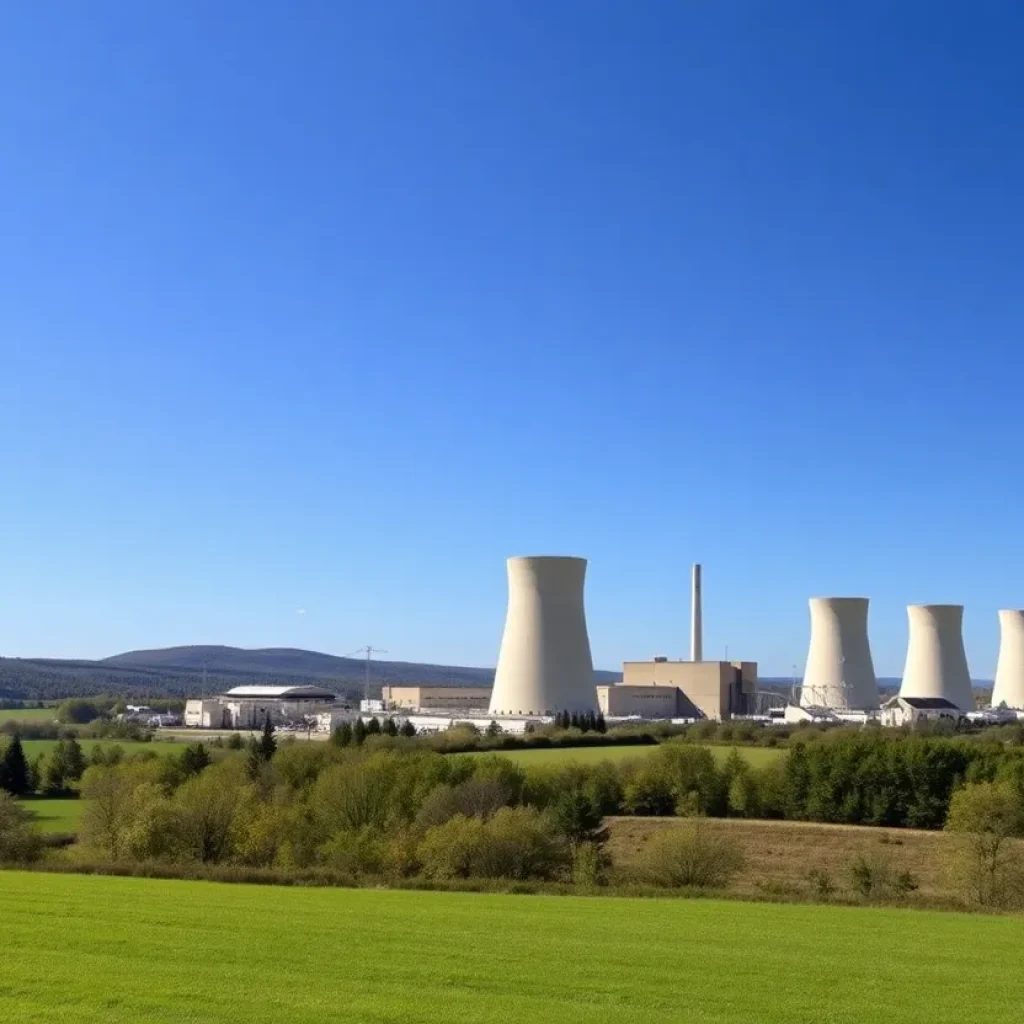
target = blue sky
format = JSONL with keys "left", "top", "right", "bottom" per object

{"left": 1, "top": 1, "right": 1022, "bottom": 677}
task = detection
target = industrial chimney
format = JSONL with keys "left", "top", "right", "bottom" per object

{"left": 800, "top": 597, "right": 879, "bottom": 710}
{"left": 992, "top": 609, "right": 1024, "bottom": 710}
{"left": 899, "top": 604, "right": 974, "bottom": 710}
{"left": 488, "top": 556, "right": 598, "bottom": 717}
{"left": 691, "top": 563, "right": 703, "bottom": 662}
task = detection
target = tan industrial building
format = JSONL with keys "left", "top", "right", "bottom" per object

{"left": 381, "top": 686, "right": 492, "bottom": 712}
{"left": 600, "top": 659, "right": 757, "bottom": 720}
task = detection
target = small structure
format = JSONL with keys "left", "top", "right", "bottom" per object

{"left": 880, "top": 695, "right": 963, "bottom": 728}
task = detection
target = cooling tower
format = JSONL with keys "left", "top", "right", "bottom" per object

{"left": 899, "top": 604, "right": 974, "bottom": 710}
{"left": 800, "top": 597, "right": 879, "bottom": 710}
{"left": 488, "top": 555, "right": 598, "bottom": 716}
{"left": 992, "top": 609, "right": 1024, "bottom": 709}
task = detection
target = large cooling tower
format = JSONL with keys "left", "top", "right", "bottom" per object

{"left": 992, "top": 609, "right": 1024, "bottom": 709}
{"left": 800, "top": 597, "right": 879, "bottom": 710}
{"left": 488, "top": 555, "right": 598, "bottom": 716}
{"left": 899, "top": 604, "right": 974, "bottom": 710}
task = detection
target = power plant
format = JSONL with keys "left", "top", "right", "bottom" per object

{"left": 992, "top": 609, "right": 1024, "bottom": 710}
{"left": 899, "top": 604, "right": 974, "bottom": 710}
{"left": 488, "top": 555, "right": 599, "bottom": 716}
{"left": 800, "top": 597, "right": 879, "bottom": 711}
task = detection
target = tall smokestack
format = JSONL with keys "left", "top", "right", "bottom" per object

{"left": 691, "top": 563, "right": 703, "bottom": 662}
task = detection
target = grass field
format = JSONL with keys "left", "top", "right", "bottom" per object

{"left": 461, "top": 742, "right": 785, "bottom": 767}
{"left": 0, "top": 872, "right": 1018, "bottom": 1022}
{"left": 0, "top": 707, "right": 58, "bottom": 723}
{"left": 20, "top": 798, "right": 87, "bottom": 833}
{"left": 15, "top": 738, "right": 188, "bottom": 761}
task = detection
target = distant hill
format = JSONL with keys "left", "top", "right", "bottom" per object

{"left": 0, "top": 645, "right": 621, "bottom": 701}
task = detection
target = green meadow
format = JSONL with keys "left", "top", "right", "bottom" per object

{"left": 462, "top": 742, "right": 785, "bottom": 767}
{"left": 0, "top": 872, "right": 1016, "bottom": 1023}
{"left": 16, "top": 738, "right": 189, "bottom": 762}
{"left": 20, "top": 798, "right": 87, "bottom": 833}
{"left": 0, "top": 707, "right": 58, "bottom": 723}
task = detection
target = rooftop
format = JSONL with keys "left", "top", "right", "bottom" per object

{"left": 222, "top": 685, "right": 337, "bottom": 700}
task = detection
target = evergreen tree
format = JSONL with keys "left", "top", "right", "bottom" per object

{"left": 551, "top": 790, "right": 608, "bottom": 853}
{"left": 179, "top": 742, "right": 211, "bottom": 777}
{"left": 366, "top": 717, "right": 382, "bottom": 736}
{"left": 569, "top": 711, "right": 580, "bottom": 730}
{"left": 353, "top": 718, "right": 367, "bottom": 746}
{"left": 485, "top": 720, "right": 502, "bottom": 737}
{"left": 595, "top": 712, "right": 607, "bottom": 734}
{"left": 245, "top": 737, "right": 263, "bottom": 780}
{"left": 382, "top": 717, "right": 399, "bottom": 737}
{"left": 258, "top": 715, "right": 277, "bottom": 761}
{"left": 0, "top": 735, "right": 31, "bottom": 796}
{"left": 332, "top": 721, "right": 354, "bottom": 747}
{"left": 399, "top": 719, "right": 416, "bottom": 738}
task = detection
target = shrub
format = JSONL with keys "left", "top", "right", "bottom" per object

{"left": 418, "top": 808, "right": 567, "bottom": 881}
{"left": 636, "top": 822, "right": 744, "bottom": 889}
{"left": 0, "top": 792, "right": 44, "bottom": 863}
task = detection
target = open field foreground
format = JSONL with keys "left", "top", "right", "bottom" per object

{"left": 1, "top": 873, "right": 1019, "bottom": 1023}
{"left": 461, "top": 742, "right": 785, "bottom": 767}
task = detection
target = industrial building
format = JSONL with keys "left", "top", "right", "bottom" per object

{"left": 605, "top": 659, "right": 757, "bottom": 720}
{"left": 899, "top": 604, "right": 974, "bottom": 710}
{"left": 800, "top": 597, "right": 879, "bottom": 710}
{"left": 185, "top": 685, "right": 337, "bottom": 729}
{"left": 880, "top": 695, "right": 964, "bottom": 728}
{"left": 488, "top": 555, "right": 599, "bottom": 716}
{"left": 993, "top": 609, "right": 1024, "bottom": 710}
{"left": 381, "top": 686, "right": 492, "bottom": 712}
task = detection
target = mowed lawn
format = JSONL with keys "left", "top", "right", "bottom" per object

{"left": 462, "top": 743, "right": 785, "bottom": 767}
{"left": 0, "top": 873, "right": 1017, "bottom": 1023}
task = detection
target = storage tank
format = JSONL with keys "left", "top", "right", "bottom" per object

{"left": 488, "top": 556, "right": 598, "bottom": 716}
{"left": 899, "top": 604, "right": 974, "bottom": 710}
{"left": 992, "top": 609, "right": 1024, "bottom": 710}
{"left": 800, "top": 597, "right": 879, "bottom": 710}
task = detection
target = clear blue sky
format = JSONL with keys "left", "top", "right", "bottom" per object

{"left": 2, "top": 1, "right": 1022, "bottom": 677}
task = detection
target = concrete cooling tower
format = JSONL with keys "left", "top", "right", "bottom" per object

{"left": 992, "top": 609, "right": 1024, "bottom": 710}
{"left": 899, "top": 604, "right": 974, "bottom": 710}
{"left": 800, "top": 597, "right": 879, "bottom": 710}
{"left": 488, "top": 555, "right": 598, "bottom": 717}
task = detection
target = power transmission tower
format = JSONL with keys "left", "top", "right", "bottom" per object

{"left": 345, "top": 645, "right": 388, "bottom": 704}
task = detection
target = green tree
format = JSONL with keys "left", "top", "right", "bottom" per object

{"left": 332, "top": 722, "right": 354, "bottom": 747}
{"left": 946, "top": 780, "right": 1024, "bottom": 906}
{"left": 55, "top": 698, "right": 102, "bottom": 725}
{"left": 595, "top": 712, "right": 607, "bottom": 734}
{"left": 366, "top": 717, "right": 382, "bottom": 736}
{"left": 485, "top": 720, "right": 502, "bottom": 738}
{"left": 44, "top": 738, "right": 87, "bottom": 793}
{"left": 178, "top": 742, "right": 211, "bottom": 778}
{"left": 0, "top": 735, "right": 31, "bottom": 796}
{"left": 353, "top": 719, "right": 367, "bottom": 746}
{"left": 258, "top": 716, "right": 277, "bottom": 761}
{"left": 550, "top": 790, "right": 607, "bottom": 853}
{"left": 382, "top": 717, "right": 399, "bottom": 737}
{"left": 399, "top": 719, "right": 416, "bottom": 738}
{"left": 0, "top": 792, "right": 44, "bottom": 863}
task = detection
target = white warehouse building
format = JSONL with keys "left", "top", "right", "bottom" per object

{"left": 185, "top": 685, "right": 338, "bottom": 729}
